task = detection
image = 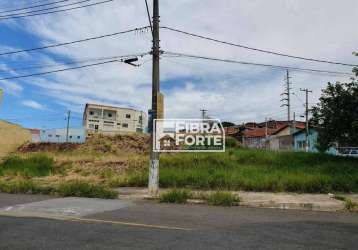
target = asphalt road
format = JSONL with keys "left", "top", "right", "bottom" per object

{"left": 0, "top": 194, "right": 357, "bottom": 250}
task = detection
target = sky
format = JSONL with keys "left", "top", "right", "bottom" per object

{"left": 0, "top": 0, "right": 356, "bottom": 129}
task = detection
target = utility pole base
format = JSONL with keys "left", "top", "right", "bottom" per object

{"left": 148, "top": 159, "right": 159, "bottom": 197}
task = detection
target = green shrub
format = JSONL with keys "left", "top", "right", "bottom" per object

{"left": 160, "top": 189, "right": 191, "bottom": 204}
{"left": 206, "top": 191, "right": 240, "bottom": 206}
{"left": 225, "top": 137, "right": 238, "bottom": 148}
{"left": 0, "top": 155, "right": 54, "bottom": 177}
{"left": 57, "top": 180, "right": 118, "bottom": 199}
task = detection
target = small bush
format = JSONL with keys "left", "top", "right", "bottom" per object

{"left": 207, "top": 192, "right": 240, "bottom": 206}
{"left": 57, "top": 180, "right": 118, "bottom": 199}
{"left": 225, "top": 137, "right": 238, "bottom": 148}
{"left": 160, "top": 189, "right": 191, "bottom": 204}
{"left": 0, "top": 155, "right": 54, "bottom": 177}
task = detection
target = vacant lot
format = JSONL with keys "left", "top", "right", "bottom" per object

{"left": 1, "top": 134, "right": 357, "bottom": 195}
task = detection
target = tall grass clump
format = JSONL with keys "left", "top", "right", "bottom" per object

{"left": 57, "top": 180, "right": 118, "bottom": 199}
{"left": 206, "top": 191, "right": 240, "bottom": 206}
{"left": 0, "top": 179, "right": 53, "bottom": 194}
{"left": 160, "top": 189, "right": 191, "bottom": 204}
{"left": 0, "top": 155, "right": 55, "bottom": 177}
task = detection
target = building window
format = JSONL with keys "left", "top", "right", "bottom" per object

{"left": 90, "top": 111, "right": 94, "bottom": 115}
{"left": 89, "top": 124, "right": 94, "bottom": 129}
{"left": 48, "top": 134, "right": 52, "bottom": 137}
{"left": 77, "top": 136, "right": 81, "bottom": 139}
{"left": 122, "top": 123, "right": 128, "bottom": 128}
{"left": 126, "top": 114, "right": 131, "bottom": 119}
{"left": 69, "top": 136, "right": 73, "bottom": 139}
{"left": 56, "top": 135, "right": 60, "bottom": 138}
{"left": 108, "top": 113, "right": 113, "bottom": 118}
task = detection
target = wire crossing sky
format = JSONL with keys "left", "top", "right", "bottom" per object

{"left": 0, "top": 0, "right": 356, "bottom": 129}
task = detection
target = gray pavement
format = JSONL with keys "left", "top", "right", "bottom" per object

{"left": 0, "top": 193, "right": 357, "bottom": 249}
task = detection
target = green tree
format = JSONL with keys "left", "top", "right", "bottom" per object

{"left": 311, "top": 53, "right": 358, "bottom": 151}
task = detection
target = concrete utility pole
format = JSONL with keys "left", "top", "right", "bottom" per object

{"left": 300, "top": 88, "right": 312, "bottom": 152}
{"left": 148, "top": 0, "right": 160, "bottom": 197}
{"left": 281, "top": 70, "right": 292, "bottom": 123}
{"left": 66, "top": 110, "right": 71, "bottom": 143}
{"left": 200, "top": 109, "right": 208, "bottom": 120}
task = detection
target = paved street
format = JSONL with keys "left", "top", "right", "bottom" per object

{"left": 0, "top": 193, "right": 357, "bottom": 250}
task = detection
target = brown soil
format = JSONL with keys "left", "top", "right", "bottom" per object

{"left": 18, "top": 133, "right": 150, "bottom": 154}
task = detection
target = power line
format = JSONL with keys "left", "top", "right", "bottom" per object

{"left": 161, "top": 26, "right": 357, "bottom": 67}
{"left": 0, "top": 0, "right": 114, "bottom": 20}
{"left": 163, "top": 51, "right": 354, "bottom": 76}
{"left": 0, "top": 26, "right": 149, "bottom": 57}
{"left": 144, "top": 0, "right": 153, "bottom": 35}
{"left": 0, "top": 53, "right": 149, "bottom": 72}
{"left": 0, "top": 57, "right": 143, "bottom": 81}
{"left": 0, "top": 0, "right": 71, "bottom": 14}
{"left": 0, "top": 0, "right": 94, "bottom": 18}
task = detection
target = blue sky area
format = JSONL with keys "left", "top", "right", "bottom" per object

{"left": 0, "top": 0, "right": 356, "bottom": 129}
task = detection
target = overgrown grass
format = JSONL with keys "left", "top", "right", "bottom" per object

{"left": 160, "top": 189, "right": 191, "bottom": 204}
{"left": 119, "top": 149, "right": 358, "bottom": 193}
{"left": 0, "top": 179, "right": 118, "bottom": 199}
{"left": 206, "top": 192, "right": 240, "bottom": 206}
{"left": 0, "top": 155, "right": 55, "bottom": 177}
{"left": 0, "top": 179, "right": 53, "bottom": 195}
{"left": 57, "top": 180, "right": 118, "bottom": 199}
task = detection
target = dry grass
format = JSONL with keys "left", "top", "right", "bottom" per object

{"left": 12, "top": 134, "right": 150, "bottom": 188}
{"left": 0, "top": 120, "right": 31, "bottom": 160}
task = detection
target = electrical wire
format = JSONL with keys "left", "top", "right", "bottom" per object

{"left": 0, "top": 0, "right": 114, "bottom": 20}
{"left": 0, "top": 52, "right": 149, "bottom": 81}
{"left": 0, "top": 0, "right": 71, "bottom": 14}
{"left": 0, "top": 0, "right": 94, "bottom": 18}
{"left": 163, "top": 51, "right": 354, "bottom": 76}
{"left": 161, "top": 26, "right": 357, "bottom": 67}
{"left": 0, "top": 53, "right": 150, "bottom": 72}
{"left": 0, "top": 26, "right": 149, "bottom": 57}
{"left": 144, "top": 0, "right": 153, "bottom": 36}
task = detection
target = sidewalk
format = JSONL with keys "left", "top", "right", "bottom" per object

{"left": 116, "top": 187, "right": 358, "bottom": 212}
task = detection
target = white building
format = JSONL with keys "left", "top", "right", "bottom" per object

{"left": 83, "top": 103, "right": 147, "bottom": 135}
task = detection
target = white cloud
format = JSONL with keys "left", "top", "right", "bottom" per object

{"left": 3, "top": 0, "right": 357, "bottom": 123}
{"left": 22, "top": 100, "right": 47, "bottom": 110}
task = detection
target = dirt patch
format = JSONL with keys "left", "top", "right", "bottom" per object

{"left": 17, "top": 133, "right": 150, "bottom": 154}
{"left": 18, "top": 143, "right": 80, "bottom": 153}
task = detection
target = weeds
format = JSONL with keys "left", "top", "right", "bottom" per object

{"left": 160, "top": 189, "right": 191, "bottom": 204}
{"left": 57, "top": 180, "right": 118, "bottom": 199}
{"left": 0, "top": 155, "right": 55, "bottom": 177}
{"left": 206, "top": 192, "right": 240, "bottom": 206}
{"left": 344, "top": 199, "right": 358, "bottom": 212}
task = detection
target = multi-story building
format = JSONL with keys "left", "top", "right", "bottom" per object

{"left": 83, "top": 103, "right": 147, "bottom": 135}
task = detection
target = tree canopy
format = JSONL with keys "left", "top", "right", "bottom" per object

{"left": 311, "top": 53, "right": 358, "bottom": 151}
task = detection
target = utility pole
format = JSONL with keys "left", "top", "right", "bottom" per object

{"left": 281, "top": 70, "right": 292, "bottom": 124}
{"left": 292, "top": 112, "right": 296, "bottom": 134}
{"left": 265, "top": 117, "right": 268, "bottom": 139}
{"left": 200, "top": 109, "right": 208, "bottom": 120}
{"left": 66, "top": 110, "right": 71, "bottom": 143}
{"left": 300, "top": 88, "right": 312, "bottom": 152}
{"left": 148, "top": 0, "right": 161, "bottom": 197}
